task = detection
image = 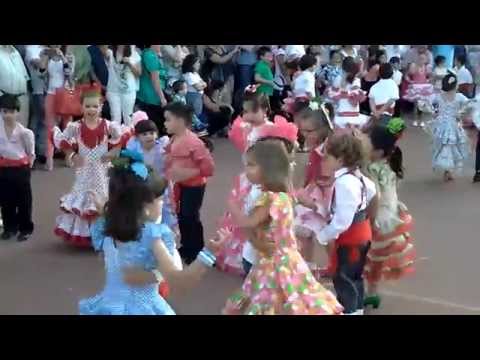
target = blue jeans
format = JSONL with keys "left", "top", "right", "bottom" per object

{"left": 30, "top": 94, "right": 46, "bottom": 157}
{"left": 186, "top": 92, "right": 203, "bottom": 117}
{"left": 236, "top": 64, "right": 255, "bottom": 93}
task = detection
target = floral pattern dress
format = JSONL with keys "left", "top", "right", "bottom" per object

{"left": 223, "top": 192, "right": 343, "bottom": 315}
{"left": 364, "top": 161, "right": 415, "bottom": 283}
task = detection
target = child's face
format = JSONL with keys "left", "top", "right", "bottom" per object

{"left": 138, "top": 131, "right": 157, "bottom": 149}
{"left": 0, "top": 108, "right": 19, "bottom": 122}
{"left": 323, "top": 151, "right": 344, "bottom": 172}
{"left": 242, "top": 103, "right": 266, "bottom": 126}
{"left": 145, "top": 197, "right": 163, "bottom": 223}
{"left": 437, "top": 60, "right": 446, "bottom": 68}
{"left": 164, "top": 111, "right": 185, "bottom": 135}
{"left": 244, "top": 152, "right": 262, "bottom": 185}
{"left": 300, "top": 118, "right": 321, "bottom": 148}
{"left": 193, "top": 60, "right": 201, "bottom": 72}
{"left": 261, "top": 52, "right": 274, "bottom": 63}
{"left": 82, "top": 97, "right": 102, "bottom": 119}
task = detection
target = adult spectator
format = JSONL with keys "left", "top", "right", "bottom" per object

{"left": 70, "top": 45, "right": 92, "bottom": 85}
{"left": 467, "top": 45, "right": 480, "bottom": 85}
{"left": 201, "top": 45, "right": 239, "bottom": 105}
{"left": 87, "top": 45, "right": 109, "bottom": 89}
{"left": 235, "top": 46, "right": 258, "bottom": 95}
{"left": 182, "top": 54, "right": 207, "bottom": 117}
{"left": 201, "top": 80, "right": 232, "bottom": 137}
{"left": 105, "top": 45, "right": 142, "bottom": 125}
{"left": 25, "top": 45, "right": 47, "bottom": 163}
{"left": 0, "top": 45, "right": 30, "bottom": 127}
{"left": 137, "top": 45, "right": 168, "bottom": 134}
{"left": 161, "top": 45, "right": 189, "bottom": 89}
{"left": 285, "top": 45, "right": 306, "bottom": 62}
{"left": 432, "top": 45, "right": 455, "bottom": 69}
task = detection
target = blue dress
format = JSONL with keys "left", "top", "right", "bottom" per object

{"left": 431, "top": 93, "right": 470, "bottom": 172}
{"left": 78, "top": 218, "right": 176, "bottom": 315}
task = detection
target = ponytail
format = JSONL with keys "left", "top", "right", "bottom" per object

{"left": 389, "top": 146, "right": 404, "bottom": 179}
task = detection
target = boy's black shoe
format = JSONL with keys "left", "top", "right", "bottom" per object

{"left": 473, "top": 172, "right": 480, "bottom": 183}
{"left": 1, "top": 231, "right": 17, "bottom": 240}
{"left": 17, "top": 232, "right": 32, "bottom": 242}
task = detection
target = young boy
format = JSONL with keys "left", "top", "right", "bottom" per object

{"left": 0, "top": 94, "right": 35, "bottom": 241}
{"left": 368, "top": 63, "right": 400, "bottom": 126}
{"left": 293, "top": 54, "right": 318, "bottom": 99}
{"left": 171, "top": 80, "right": 208, "bottom": 136}
{"left": 254, "top": 46, "right": 275, "bottom": 97}
{"left": 163, "top": 102, "right": 215, "bottom": 264}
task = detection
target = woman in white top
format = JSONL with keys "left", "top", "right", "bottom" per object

{"left": 39, "top": 45, "right": 75, "bottom": 171}
{"left": 105, "top": 45, "right": 142, "bottom": 126}
{"left": 292, "top": 54, "right": 317, "bottom": 99}
{"left": 181, "top": 54, "right": 207, "bottom": 117}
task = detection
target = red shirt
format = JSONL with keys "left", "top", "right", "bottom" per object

{"left": 165, "top": 129, "right": 215, "bottom": 187}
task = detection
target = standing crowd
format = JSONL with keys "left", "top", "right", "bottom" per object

{"left": 1, "top": 44, "right": 480, "bottom": 315}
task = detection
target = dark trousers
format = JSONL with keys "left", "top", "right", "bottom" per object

{"left": 136, "top": 100, "right": 166, "bottom": 136}
{"left": 178, "top": 185, "right": 206, "bottom": 264}
{"left": 332, "top": 244, "right": 370, "bottom": 314}
{"left": 475, "top": 131, "right": 480, "bottom": 173}
{"left": 204, "top": 107, "right": 232, "bottom": 136}
{"left": 0, "top": 167, "right": 34, "bottom": 234}
{"left": 31, "top": 94, "right": 46, "bottom": 158}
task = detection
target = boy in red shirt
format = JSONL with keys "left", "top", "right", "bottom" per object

{"left": 164, "top": 102, "right": 215, "bottom": 264}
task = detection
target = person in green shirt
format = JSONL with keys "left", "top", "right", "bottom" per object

{"left": 137, "top": 45, "right": 169, "bottom": 134}
{"left": 254, "top": 46, "right": 275, "bottom": 97}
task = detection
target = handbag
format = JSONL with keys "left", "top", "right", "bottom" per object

{"left": 55, "top": 82, "right": 83, "bottom": 117}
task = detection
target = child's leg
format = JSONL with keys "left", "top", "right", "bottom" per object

{"left": 0, "top": 168, "right": 18, "bottom": 234}
{"left": 15, "top": 167, "right": 34, "bottom": 236}
{"left": 178, "top": 185, "right": 206, "bottom": 264}
{"left": 122, "top": 92, "right": 137, "bottom": 126}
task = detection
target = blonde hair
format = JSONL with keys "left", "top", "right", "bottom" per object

{"left": 247, "top": 140, "right": 290, "bottom": 193}
{"left": 326, "top": 130, "right": 369, "bottom": 169}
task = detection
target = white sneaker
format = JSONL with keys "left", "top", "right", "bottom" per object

{"left": 419, "top": 121, "right": 425, "bottom": 128}
{"left": 412, "top": 121, "right": 419, "bottom": 127}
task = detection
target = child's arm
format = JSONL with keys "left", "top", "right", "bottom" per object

{"left": 228, "top": 199, "right": 270, "bottom": 229}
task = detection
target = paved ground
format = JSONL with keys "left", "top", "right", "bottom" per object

{"left": 1, "top": 123, "right": 480, "bottom": 315}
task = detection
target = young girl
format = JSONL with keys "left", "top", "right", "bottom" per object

{"left": 79, "top": 152, "right": 218, "bottom": 315}
{"left": 54, "top": 91, "right": 122, "bottom": 247}
{"left": 429, "top": 73, "right": 471, "bottom": 181}
{"left": 223, "top": 140, "right": 343, "bottom": 315}
{"left": 403, "top": 54, "right": 434, "bottom": 127}
{"left": 125, "top": 119, "right": 177, "bottom": 229}
{"left": 215, "top": 88, "right": 275, "bottom": 275}
{"left": 327, "top": 57, "right": 369, "bottom": 129}
{"left": 316, "top": 132, "right": 377, "bottom": 315}
{"left": 171, "top": 80, "right": 208, "bottom": 135}
{"left": 364, "top": 122, "right": 415, "bottom": 309}
{"left": 182, "top": 54, "right": 208, "bottom": 118}
{"left": 318, "top": 50, "right": 343, "bottom": 93}
{"left": 0, "top": 94, "right": 35, "bottom": 242}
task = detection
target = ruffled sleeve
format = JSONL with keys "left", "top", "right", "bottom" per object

{"left": 106, "top": 120, "right": 122, "bottom": 149}
{"left": 90, "top": 217, "right": 107, "bottom": 252}
{"left": 54, "top": 122, "right": 79, "bottom": 151}
{"left": 228, "top": 116, "right": 249, "bottom": 152}
{"left": 190, "top": 138, "right": 215, "bottom": 178}
{"left": 146, "top": 222, "right": 176, "bottom": 257}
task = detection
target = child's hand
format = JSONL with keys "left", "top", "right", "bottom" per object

{"left": 71, "top": 154, "right": 85, "bottom": 168}
{"left": 206, "top": 228, "right": 231, "bottom": 254}
{"left": 123, "top": 268, "right": 157, "bottom": 286}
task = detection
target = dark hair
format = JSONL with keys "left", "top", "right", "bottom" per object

{"left": 247, "top": 140, "right": 290, "bottom": 193}
{"left": 298, "top": 104, "right": 335, "bottom": 144}
{"left": 242, "top": 90, "right": 270, "bottom": 114}
{"left": 111, "top": 45, "right": 132, "bottom": 60}
{"left": 182, "top": 54, "right": 199, "bottom": 74}
{"left": 434, "top": 55, "right": 446, "bottom": 66}
{"left": 342, "top": 56, "right": 360, "bottom": 84}
{"left": 135, "top": 119, "right": 158, "bottom": 135}
{"left": 389, "top": 57, "right": 400, "bottom": 65}
{"left": 172, "top": 79, "right": 186, "bottom": 94}
{"left": 368, "top": 57, "right": 379, "bottom": 70}
{"left": 442, "top": 73, "right": 458, "bottom": 92}
{"left": 369, "top": 125, "right": 404, "bottom": 178}
{"left": 330, "top": 49, "right": 340, "bottom": 59}
{"left": 164, "top": 102, "right": 194, "bottom": 125}
{"left": 455, "top": 54, "right": 467, "bottom": 66}
{"left": 326, "top": 132, "right": 367, "bottom": 169}
{"left": 204, "top": 79, "right": 225, "bottom": 97}
{"left": 0, "top": 93, "right": 20, "bottom": 111}
{"left": 376, "top": 49, "right": 387, "bottom": 62}
{"left": 104, "top": 167, "right": 155, "bottom": 243}
{"left": 379, "top": 63, "right": 394, "bottom": 79}
{"left": 257, "top": 46, "right": 272, "bottom": 59}
{"left": 299, "top": 54, "right": 317, "bottom": 71}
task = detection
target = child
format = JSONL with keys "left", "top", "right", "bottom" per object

{"left": 368, "top": 63, "right": 399, "bottom": 127}
{"left": 327, "top": 57, "right": 369, "bottom": 129}
{"left": 54, "top": 91, "right": 122, "bottom": 248}
{"left": 223, "top": 140, "right": 343, "bottom": 315}
{"left": 79, "top": 152, "right": 219, "bottom": 315}
{"left": 390, "top": 57, "right": 403, "bottom": 117}
{"left": 403, "top": 54, "right": 434, "bottom": 127}
{"left": 171, "top": 80, "right": 208, "bottom": 136}
{"left": 215, "top": 88, "right": 275, "bottom": 274}
{"left": 200, "top": 80, "right": 232, "bottom": 137}
{"left": 254, "top": 46, "right": 275, "bottom": 98}
{"left": 315, "top": 132, "right": 377, "bottom": 315}
{"left": 0, "top": 94, "right": 35, "bottom": 242}
{"left": 163, "top": 102, "right": 215, "bottom": 265}
{"left": 125, "top": 119, "right": 177, "bottom": 229}
{"left": 181, "top": 54, "right": 208, "bottom": 117}
{"left": 432, "top": 55, "right": 448, "bottom": 92}
{"left": 292, "top": 54, "right": 318, "bottom": 100}
{"left": 454, "top": 54, "right": 474, "bottom": 98}
{"left": 318, "top": 50, "right": 343, "bottom": 92}
{"left": 429, "top": 73, "right": 471, "bottom": 182}
{"left": 364, "top": 122, "right": 415, "bottom": 309}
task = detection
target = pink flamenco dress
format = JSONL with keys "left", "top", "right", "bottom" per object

{"left": 402, "top": 65, "right": 434, "bottom": 111}
{"left": 53, "top": 119, "right": 122, "bottom": 248}
{"left": 223, "top": 191, "right": 343, "bottom": 315}
{"left": 215, "top": 115, "right": 298, "bottom": 276}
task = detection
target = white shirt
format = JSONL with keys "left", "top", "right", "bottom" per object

{"left": 25, "top": 45, "right": 47, "bottom": 95}
{"left": 47, "top": 58, "right": 65, "bottom": 94}
{"left": 393, "top": 69, "right": 403, "bottom": 86}
{"left": 317, "top": 168, "right": 376, "bottom": 245}
{"left": 369, "top": 78, "right": 399, "bottom": 113}
{"left": 0, "top": 116, "right": 35, "bottom": 162}
{"left": 0, "top": 46, "right": 29, "bottom": 95}
{"left": 433, "top": 66, "right": 448, "bottom": 90}
{"left": 455, "top": 65, "right": 473, "bottom": 85}
{"left": 293, "top": 70, "right": 316, "bottom": 98}
{"left": 285, "top": 45, "right": 305, "bottom": 61}
{"left": 183, "top": 72, "right": 204, "bottom": 94}
{"left": 241, "top": 184, "right": 263, "bottom": 265}
{"left": 273, "top": 47, "right": 287, "bottom": 91}
{"left": 106, "top": 47, "right": 141, "bottom": 94}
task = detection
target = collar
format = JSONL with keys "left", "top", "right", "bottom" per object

{"left": 334, "top": 167, "right": 350, "bottom": 178}
{"left": 0, "top": 117, "right": 22, "bottom": 140}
